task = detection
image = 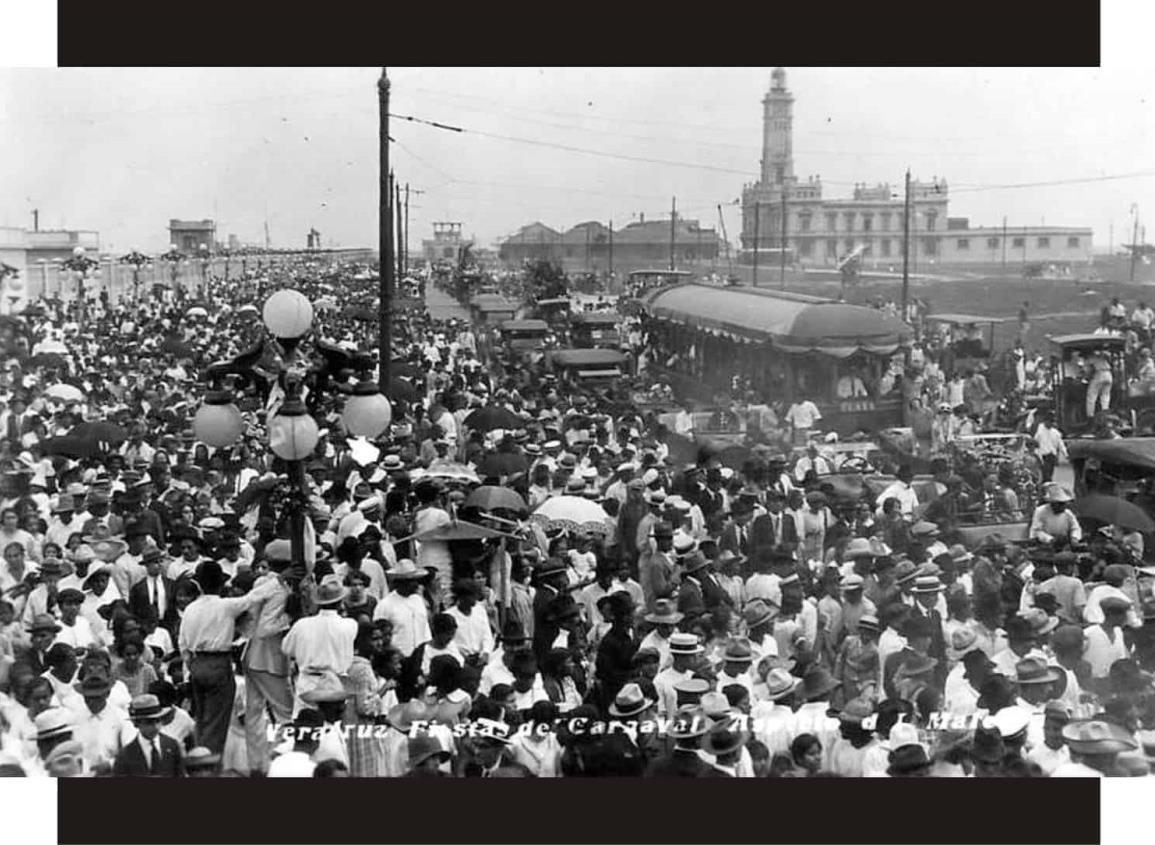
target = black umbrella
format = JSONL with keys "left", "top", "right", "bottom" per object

{"left": 70, "top": 421, "right": 129, "bottom": 450}
{"left": 390, "top": 361, "right": 424, "bottom": 379}
{"left": 662, "top": 432, "right": 699, "bottom": 467}
{"left": 29, "top": 352, "right": 69, "bottom": 369}
{"left": 465, "top": 485, "right": 528, "bottom": 514}
{"left": 464, "top": 406, "right": 523, "bottom": 433}
{"left": 385, "top": 377, "right": 419, "bottom": 402}
{"left": 1074, "top": 494, "right": 1155, "bottom": 533}
{"left": 476, "top": 451, "right": 529, "bottom": 479}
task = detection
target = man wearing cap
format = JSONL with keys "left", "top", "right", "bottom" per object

{"left": 128, "top": 545, "right": 178, "bottom": 635}
{"left": 1029, "top": 484, "right": 1082, "bottom": 546}
{"left": 45, "top": 494, "right": 86, "bottom": 550}
{"left": 1085, "top": 596, "right": 1133, "bottom": 682}
{"left": 282, "top": 573, "right": 359, "bottom": 712}
{"left": 654, "top": 632, "right": 702, "bottom": 717}
{"left": 638, "top": 522, "right": 678, "bottom": 613}
{"left": 69, "top": 673, "right": 130, "bottom": 772}
{"left": 113, "top": 694, "right": 186, "bottom": 776}
{"left": 1084, "top": 563, "right": 1142, "bottom": 629}
{"left": 178, "top": 561, "right": 281, "bottom": 754}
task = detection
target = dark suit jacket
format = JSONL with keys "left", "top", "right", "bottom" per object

{"left": 113, "top": 733, "right": 185, "bottom": 777}
{"left": 719, "top": 521, "right": 752, "bottom": 558}
{"left": 750, "top": 511, "right": 798, "bottom": 554}
{"left": 644, "top": 748, "right": 716, "bottom": 778}
{"left": 128, "top": 576, "right": 179, "bottom": 632}
{"left": 678, "top": 571, "right": 732, "bottom": 619}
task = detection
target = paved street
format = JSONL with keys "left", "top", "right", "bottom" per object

{"left": 423, "top": 282, "right": 470, "bottom": 322}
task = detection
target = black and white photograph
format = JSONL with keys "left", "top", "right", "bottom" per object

{"left": 0, "top": 61, "right": 1149, "bottom": 825}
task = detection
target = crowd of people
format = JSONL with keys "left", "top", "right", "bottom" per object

{"left": 0, "top": 256, "right": 1153, "bottom": 780}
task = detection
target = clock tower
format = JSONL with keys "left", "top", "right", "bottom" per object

{"left": 761, "top": 67, "right": 795, "bottom": 187}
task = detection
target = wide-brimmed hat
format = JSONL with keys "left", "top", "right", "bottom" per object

{"left": 37, "top": 559, "right": 65, "bottom": 578}
{"left": 888, "top": 741, "right": 933, "bottom": 775}
{"left": 911, "top": 575, "right": 944, "bottom": 594}
{"left": 51, "top": 495, "right": 76, "bottom": 514}
{"left": 1044, "top": 483, "right": 1074, "bottom": 503}
{"left": 743, "top": 599, "right": 779, "bottom": 629}
{"left": 843, "top": 537, "right": 875, "bottom": 559}
{"left": 910, "top": 521, "right": 940, "bottom": 538}
{"left": 948, "top": 544, "right": 974, "bottom": 565}
{"left": 386, "top": 700, "right": 434, "bottom": 733}
{"left": 799, "top": 666, "right": 840, "bottom": 700}
{"left": 314, "top": 573, "right": 348, "bottom": 606}
{"left": 81, "top": 525, "right": 128, "bottom": 562}
{"left": 761, "top": 667, "right": 802, "bottom": 700}
{"left": 701, "top": 716, "right": 748, "bottom": 757}
{"left": 596, "top": 591, "right": 635, "bottom": 620}
{"left": 681, "top": 551, "right": 711, "bottom": 575}
{"left": 969, "top": 723, "right": 1006, "bottom": 764}
{"left": 894, "top": 654, "right": 938, "bottom": 681}
{"left": 856, "top": 614, "right": 882, "bottom": 635}
{"left": 34, "top": 708, "right": 74, "bottom": 741}
{"left": 838, "top": 697, "right": 875, "bottom": 725}
{"left": 385, "top": 559, "right": 429, "bottom": 581}
{"left": 25, "top": 613, "right": 62, "bottom": 634}
{"left": 840, "top": 573, "right": 865, "bottom": 591}
{"left": 608, "top": 682, "right": 655, "bottom": 718}
{"left": 669, "top": 705, "right": 710, "bottom": 739}
{"left": 1062, "top": 720, "right": 1138, "bottom": 755}
{"left": 408, "top": 734, "right": 451, "bottom": 769}
{"left": 129, "top": 693, "right": 172, "bottom": 722}
{"left": 721, "top": 638, "right": 754, "bottom": 664}
{"left": 1018, "top": 607, "right": 1060, "bottom": 636}
{"left": 668, "top": 631, "right": 704, "bottom": 655}
{"left": 185, "top": 746, "right": 222, "bottom": 770}
{"left": 1014, "top": 657, "right": 1063, "bottom": 686}
{"left": 531, "top": 557, "right": 569, "bottom": 581}
{"left": 894, "top": 560, "right": 919, "bottom": 585}
{"left": 644, "top": 598, "right": 684, "bottom": 625}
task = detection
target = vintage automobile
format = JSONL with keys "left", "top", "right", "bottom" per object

{"left": 470, "top": 294, "right": 520, "bottom": 326}
{"left": 1066, "top": 436, "right": 1155, "bottom": 501}
{"left": 925, "top": 313, "right": 1009, "bottom": 386}
{"left": 548, "top": 348, "right": 630, "bottom": 391}
{"left": 570, "top": 311, "right": 622, "bottom": 349}
{"left": 500, "top": 319, "right": 550, "bottom": 360}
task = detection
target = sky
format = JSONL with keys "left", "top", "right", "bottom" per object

{"left": 1, "top": 54, "right": 1154, "bottom": 256}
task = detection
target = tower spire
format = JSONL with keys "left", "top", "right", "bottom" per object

{"left": 761, "top": 68, "right": 794, "bottom": 186}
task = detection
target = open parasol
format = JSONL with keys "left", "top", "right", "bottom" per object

{"left": 43, "top": 383, "right": 86, "bottom": 403}
{"left": 185, "top": 306, "right": 209, "bottom": 319}
{"left": 384, "top": 377, "right": 419, "bottom": 403}
{"left": 29, "top": 352, "right": 69, "bottom": 370}
{"left": 32, "top": 339, "right": 69, "bottom": 355}
{"left": 415, "top": 463, "right": 481, "bottom": 485}
{"left": 464, "top": 485, "right": 528, "bottom": 515}
{"left": 1073, "top": 494, "right": 1155, "bottom": 533}
{"left": 531, "top": 495, "right": 612, "bottom": 536}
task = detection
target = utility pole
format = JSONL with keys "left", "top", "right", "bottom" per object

{"left": 379, "top": 68, "right": 393, "bottom": 389}
{"left": 607, "top": 219, "right": 614, "bottom": 284}
{"left": 32, "top": 209, "right": 38, "bottom": 232}
{"left": 403, "top": 184, "right": 410, "bottom": 276}
{"left": 585, "top": 224, "right": 591, "bottom": 272}
{"left": 780, "top": 190, "right": 788, "bottom": 289}
{"left": 395, "top": 175, "right": 403, "bottom": 282}
{"left": 1002, "top": 216, "right": 1007, "bottom": 275}
{"left": 752, "top": 203, "right": 761, "bottom": 287}
{"left": 1131, "top": 206, "right": 1140, "bottom": 283}
{"left": 901, "top": 169, "right": 911, "bottom": 318}
{"left": 669, "top": 197, "right": 677, "bottom": 271}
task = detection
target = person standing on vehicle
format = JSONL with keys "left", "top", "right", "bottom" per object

{"left": 1032, "top": 410, "right": 1067, "bottom": 484}
{"left": 1084, "top": 350, "right": 1114, "bottom": 421}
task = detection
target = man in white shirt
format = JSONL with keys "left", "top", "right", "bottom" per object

{"left": 672, "top": 402, "right": 695, "bottom": 437}
{"left": 282, "top": 574, "right": 358, "bottom": 711}
{"left": 792, "top": 444, "right": 831, "bottom": 483}
{"left": 1032, "top": 412, "right": 1067, "bottom": 483}
{"left": 785, "top": 399, "right": 822, "bottom": 445}
{"left": 178, "top": 561, "right": 279, "bottom": 755}
{"left": 874, "top": 466, "right": 920, "bottom": 520}
{"left": 69, "top": 674, "right": 131, "bottom": 772}
{"left": 1028, "top": 485, "right": 1082, "bottom": 545}
{"left": 45, "top": 495, "right": 86, "bottom": 550}
{"left": 446, "top": 579, "right": 495, "bottom": 665}
{"left": 654, "top": 633, "right": 701, "bottom": 717}
{"left": 373, "top": 560, "right": 432, "bottom": 658}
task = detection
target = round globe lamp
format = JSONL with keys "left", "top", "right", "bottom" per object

{"left": 342, "top": 381, "right": 393, "bottom": 438}
{"left": 193, "top": 391, "right": 245, "bottom": 448}
{"left": 262, "top": 289, "right": 314, "bottom": 339}
{"left": 269, "top": 399, "right": 320, "bottom": 461}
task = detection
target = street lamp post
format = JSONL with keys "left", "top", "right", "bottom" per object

{"left": 120, "top": 247, "right": 151, "bottom": 303}
{"left": 61, "top": 246, "right": 98, "bottom": 324}
{"left": 220, "top": 248, "right": 232, "bottom": 282}
{"left": 194, "top": 289, "right": 392, "bottom": 580}
{"left": 160, "top": 245, "right": 184, "bottom": 300}
{"left": 0, "top": 263, "right": 21, "bottom": 314}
